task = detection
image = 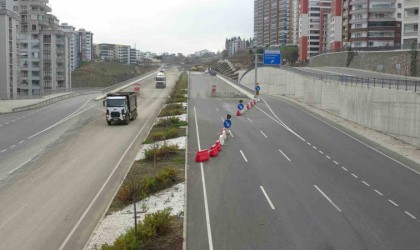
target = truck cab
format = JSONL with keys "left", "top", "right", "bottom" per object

{"left": 104, "top": 92, "right": 138, "bottom": 125}
{"left": 155, "top": 72, "right": 166, "bottom": 88}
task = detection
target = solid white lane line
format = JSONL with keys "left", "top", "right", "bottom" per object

{"left": 342, "top": 167, "right": 348, "bottom": 172}
{"left": 405, "top": 211, "right": 417, "bottom": 220}
{"left": 240, "top": 150, "right": 248, "bottom": 163}
{"left": 326, "top": 155, "right": 331, "bottom": 159}
{"left": 59, "top": 112, "right": 156, "bottom": 250}
{"left": 260, "top": 130, "right": 268, "bottom": 138}
{"left": 314, "top": 185, "right": 342, "bottom": 213}
{"left": 260, "top": 186, "right": 275, "bottom": 210}
{"left": 8, "top": 159, "right": 32, "bottom": 175}
{"left": 312, "top": 146, "right": 317, "bottom": 150}
{"left": 351, "top": 173, "right": 359, "bottom": 179}
{"left": 192, "top": 107, "right": 214, "bottom": 250}
{"left": 0, "top": 204, "right": 28, "bottom": 230}
{"left": 247, "top": 117, "right": 253, "bottom": 123}
{"left": 388, "top": 200, "right": 399, "bottom": 207}
{"left": 279, "top": 149, "right": 291, "bottom": 162}
{"left": 333, "top": 161, "right": 339, "bottom": 165}
{"left": 374, "top": 190, "right": 384, "bottom": 196}
{"left": 362, "top": 181, "right": 370, "bottom": 187}
{"left": 319, "top": 150, "right": 324, "bottom": 154}
{"left": 216, "top": 108, "right": 219, "bottom": 112}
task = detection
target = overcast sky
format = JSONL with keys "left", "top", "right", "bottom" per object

{"left": 49, "top": 0, "right": 254, "bottom": 55}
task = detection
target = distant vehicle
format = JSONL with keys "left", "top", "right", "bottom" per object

{"left": 104, "top": 92, "right": 138, "bottom": 125}
{"left": 155, "top": 72, "right": 166, "bottom": 88}
{"left": 209, "top": 69, "right": 217, "bottom": 76}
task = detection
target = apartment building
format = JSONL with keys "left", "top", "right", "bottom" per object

{"left": 225, "top": 37, "right": 247, "bottom": 56}
{"left": 61, "top": 23, "right": 79, "bottom": 71}
{"left": 115, "top": 45, "right": 130, "bottom": 65}
{"left": 298, "top": 0, "right": 332, "bottom": 61}
{"left": 0, "top": 6, "right": 19, "bottom": 99}
{"left": 254, "top": 0, "right": 299, "bottom": 47}
{"left": 328, "top": 0, "right": 343, "bottom": 50}
{"left": 342, "top": 0, "right": 402, "bottom": 48}
{"left": 78, "top": 28, "right": 93, "bottom": 62}
{"left": 402, "top": 0, "right": 420, "bottom": 47}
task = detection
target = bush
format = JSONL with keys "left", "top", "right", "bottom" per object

{"left": 156, "top": 117, "right": 181, "bottom": 127}
{"left": 159, "top": 108, "right": 184, "bottom": 117}
{"left": 151, "top": 131, "right": 165, "bottom": 141}
{"left": 165, "top": 127, "right": 179, "bottom": 139}
{"left": 156, "top": 167, "right": 178, "bottom": 189}
{"left": 144, "top": 145, "right": 179, "bottom": 161}
{"left": 100, "top": 228, "right": 139, "bottom": 250}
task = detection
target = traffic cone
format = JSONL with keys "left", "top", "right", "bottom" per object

{"left": 236, "top": 109, "right": 241, "bottom": 116}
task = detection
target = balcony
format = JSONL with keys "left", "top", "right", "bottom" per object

{"left": 369, "top": 7, "right": 395, "bottom": 13}
{"left": 350, "top": 9, "right": 368, "bottom": 15}
{"left": 405, "top": 0, "right": 420, "bottom": 8}
{"left": 404, "top": 31, "right": 419, "bottom": 37}
{"left": 405, "top": 15, "right": 419, "bottom": 22}
{"left": 349, "top": 18, "right": 368, "bottom": 24}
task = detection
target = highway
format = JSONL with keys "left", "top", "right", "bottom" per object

{"left": 0, "top": 69, "right": 179, "bottom": 249}
{"left": 187, "top": 72, "right": 420, "bottom": 250}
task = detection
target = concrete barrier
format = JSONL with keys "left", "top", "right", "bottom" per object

{"left": 240, "top": 67, "right": 420, "bottom": 147}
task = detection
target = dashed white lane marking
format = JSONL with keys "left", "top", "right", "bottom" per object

{"left": 1, "top": 149, "right": 7, "bottom": 153}
{"left": 279, "top": 149, "right": 291, "bottom": 162}
{"left": 5, "top": 122, "right": 9, "bottom": 125}
{"left": 240, "top": 150, "right": 248, "bottom": 163}
{"left": 11, "top": 120, "right": 15, "bottom": 122}
{"left": 260, "top": 130, "right": 268, "bottom": 138}
{"left": 228, "top": 130, "right": 234, "bottom": 138}
{"left": 10, "top": 145, "right": 16, "bottom": 149}
{"left": 405, "top": 211, "right": 417, "bottom": 220}
{"left": 260, "top": 186, "right": 275, "bottom": 210}
{"left": 362, "top": 181, "right": 370, "bottom": 187}
{"left": 351, "top": 173, "right": 359, "bottom": 179}
{"left": 0, "top": 124, "right": 2, "bottom": 127}
{"left": 342, "top": 167, "right": 348, "bottom": 172}
{"left": 220, "top": 117, "right": 224, "bottom": 122}
{"left": 216, "top": 108, "right": 219, "bottom": 112}
{"left": 19, "top": 140, "right": 25, "bottom": 144}
{"left": 307, "top": 142, "right": 311, "bottom": 146}
{"left": 326, "top": 155, "right": 331, "bottom": 159}
{"left": 312, "top": 146, "right": 317, "bottom": 150}
{"left": 319, "top": 150, "right": 324, "bottom": 154}
{"left": 333, "top": 161, "right": 339, "bottom": 165}
{"left": 374, "top": 190, "right": 384, "bottom": 196}
{"left": 388, "top": 200, "right": 399, "bottom": 207}
{"left": 247, "top": 117, "right": 253, "bottom": 123}
{"left": 314, "top": 185, "right": 342, "bottom": 213}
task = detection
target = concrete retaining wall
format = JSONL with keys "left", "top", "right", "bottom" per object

{"left": 240, "top": 67, "right": 420, "bottom": 147}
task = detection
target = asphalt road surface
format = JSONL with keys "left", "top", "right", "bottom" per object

{"left": 187, "top": 72, "right": 420, "bottom": 250}
{"left": 0, "top": 69, "right": 179, "bottom": 249}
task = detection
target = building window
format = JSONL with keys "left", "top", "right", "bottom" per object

{"left": 397, "top": 13, "right": 401, "bottom": 18}
{"left": 398, "top": 3, "right": 402, "bottom": 8}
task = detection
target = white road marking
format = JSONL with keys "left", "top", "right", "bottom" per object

{"left": 192, "top": 107, "right": 214, "bottom": 250}
{"left": 319, "top": 150, "right": 324, "bottom": 154}
{"left": 8, "top": 159, "right": 32, "bottom": 175}
{"left": 240, "top": 150, "right": 248, "bottom": 163}
{"left": 279, "top": 149, "right": 291, "bottom": 162}
{"left": 247, "top": 117, "right": 253, "bottom": 123}
{"left": 19, "top": 140, "right": 25, "bottom": 144}
{"left": 307, "top": 142, "right": 311, "bottom": 145}
{"left": 1, "top": 149, "right": 6, "bottom": 153}
{"left": 260, "top": 130, "right": 268, "bottom": 138}
{"left": 5, "top": 122, "right": 9, "bottom": 125}
{"left": 10, "top": 145, "right": 16, "bottom": 149}
{"left": 405, "top": 211, "right": 417, "bottom": 220}
{"left": 362, "top": 181, "right": 370, "bottom": 187}
{"left": 0, "top": 204, "right": 28, "bottom": 230}
{"left": 313, "top": 146, "right": 318, "bottom": 150}
{"left": 326, "top": 155, "right": 331, "bottom": 159}
{"left": 59, "top": 112, "right": 157, "bottom": 250}
{"left": 351, "top": 173, "right": 359, "bottom": 179}
{"left": 0, "top": 124, "right": 2, "bottom": 127}
{"left": 220, "top": 117, "right": 224, "bottom": 122}
{"left": 228, "top": 130, "right": 234, "bottom": 137}
{"left": 388, "top": 200, "right": 399, "bottom": 207}
{"left": 314, "top": 185, "right": 342, "bottom": 212}
{"left": 260, "top": 186, "right": 276, "bottom": 210}
{"left": 216, "top": 108, "right": 219, "bottom": 112}
{"left": 342, "top": 167, "right": 348, "bottom": 171}
{"left": 374, "top": 190, "right": 384, "bottom": 196}
{"left": 333, "top": 161, "right": 339, "bottom": 165}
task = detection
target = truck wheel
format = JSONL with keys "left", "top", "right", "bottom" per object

{"left": 107, "top": 120, "right": 111, "bottom": 125}
{"left": 124, "top": 116, "right": 129, "bottom": 125}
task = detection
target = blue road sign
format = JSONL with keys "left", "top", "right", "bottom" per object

{"left": 255, "top": 86, "right": 261, "bottom": 91}
{"left": 224, "top": 119, "right": 232, "bottom": 129}
{"left": 237, "top": 103, "right": 244, "bottom": 110}
{"left": 264, "top": 49, "right": 281, "bottom": 65}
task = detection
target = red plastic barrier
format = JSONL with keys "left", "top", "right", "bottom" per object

{"left": 253, "top": 99, "right": 257, "bottom": 105}
{"left": 249, "top": 101, "right": 253, "bottom": 107}
{"left": 236, "top": 110, "right": 241, "bottom": 116}
{"left": 209, "top": 145, "right": 218, "bottom": 157}
{"left": 196, "top": 149, "right": 210, "bottom": 162}
{"left": 215, "top": 140, "right": 222, "bottom": 152}
{"left": 246, "top": 103, "right": 251, "bottom": 110}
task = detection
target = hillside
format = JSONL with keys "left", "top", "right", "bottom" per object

{"left": 71, "top": 61, "right": 158, "bottom": 88}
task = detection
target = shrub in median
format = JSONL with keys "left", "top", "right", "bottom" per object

{"left": 144, "top": 145, "right": 179, "bottom": 161}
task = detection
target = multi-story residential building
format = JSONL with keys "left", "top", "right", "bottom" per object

{"left": 114, "top": 45, "right": 130, "bottom": 64}
{"left": 0, "top": 6, "right": 19, "bottom": 99}
{"left": 299, "top": 0, "right": 332, "bottom": 61}
{"left": 225, "top": 37, "right": 247, "bottom": 56}
{"left": 61, "top": 23, "right": 79, "bottom": 71}
{"left": 328, "top": 0, "right": 343, "bottom": 50}
{"left": 96, "top": 43, "right": 115, "bottom": 61}
{"left": 402, "top": 0, "right": 420, "bottom": 47}
{"left": 254, "top": 0, "right": 299, "bottom": 47}
{"left": 342, "top": 0, "right": 402, "bottom": 48}
{"left": 130, "top": 48, "right": 139, "bottom": 65}
{"left": 78, "top": 28, "right": 93, "bottom": 62}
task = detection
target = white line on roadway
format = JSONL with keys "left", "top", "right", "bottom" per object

{"left": 351, "top": 173, "right": 359, "bottom": 179}
{"left": 260, "top": 186, "right": 276, "bottom": 210}
{"left": 10, "top": 145, "right": 16, "bottom": 149}
{"left": 220, "top": 117, "right": 224, "bottom": 122}
{"left": 240, "top": 150, "right": 248, "bottom": 163}
{"left": 19, "top": 140, "right": 25, "bottom": 144}
{"left": 405, "top": 211, "right": 417, "bottom": 220}
{"left": 307, "top": 142, "right": 311, "bottom": 145}
{"left": 374, "top": 190, "right": 384, "bottom": 196}
{"left": 362, "top": 181, "right": 370, "bottom": 187}
{"left": 279, "top": 149, "right": 291, "bottom": 162}
{"left": 0, "top": 204, "right": 28, "bottom": 230}
{"left": 342, "top": 167, "right": 348, "bottom": 172}
{"left": 59, "top": 112, "right": 156, "bottom": 250}
{"left": 8, "top": 159, "right": 32, "bottom": 175}
{"left": 314, "top": 185, "right": 342, "bottom": 212}
{"left": 229, "top": 130, "right": 234, "bottom": 138}
{"left": 326, "top": 155, "right": 331, "bottom": 159}
{"left": 193, "top": 107, "right": 214, "bottom": 250}
{"left": 260, "top": 130, "right": 268, "bottom": 138}
{"left": 313, "top": 146, "right": 317, "bottom": 150}
{"left": 388, "top": 200, "right": 399, "bottom": 207}
{"left": 247, "top": 117, "right": 253, "bottom": 123}
{"left": 333, "top": 161, "right": 339, "bottom": 165}
{"left": 1, "top": 149, "right": 6, "bottom": 153}
{"left": 319, "top": 150, "right": 324, "bottom": 154}
{"left": 216, "top": 108, "right": 219, "bottom": 112}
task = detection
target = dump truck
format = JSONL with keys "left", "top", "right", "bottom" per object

{"left": 104, "top": 92, "right": 138, "bottom": 125}
{"left": 155, "top": 72, "right": 166, "bottom": 88}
